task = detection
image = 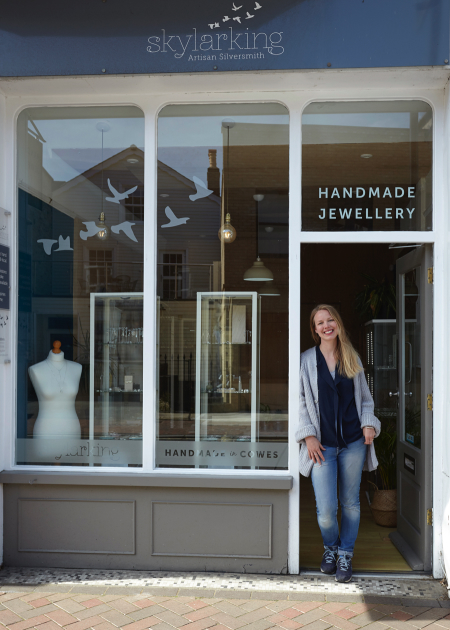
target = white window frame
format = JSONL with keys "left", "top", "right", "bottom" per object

{"left": 0, "top": 71, "right": 447, "bottom": 579}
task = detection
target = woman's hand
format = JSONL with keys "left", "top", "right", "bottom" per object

{"left": 305, "top": 436, "right": 326, "bottom": 464}
{"left": 363, "top": 427, "right": 376, "bottom": 445}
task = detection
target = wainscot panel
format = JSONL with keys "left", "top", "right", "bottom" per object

{"left": 3, "top": 481, "right": 289, "bottom": 573}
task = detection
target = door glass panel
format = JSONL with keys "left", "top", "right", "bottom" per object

{"left": 403, "top": 268, "right": 421, "bottom": 449}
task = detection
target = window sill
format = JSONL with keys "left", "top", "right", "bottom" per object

{"left": 0, "top": 470, "right": 293, "bottom": 490}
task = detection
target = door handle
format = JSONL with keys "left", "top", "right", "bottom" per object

{"left": 405, "top": 392, "right": 413, "bottom": 397}
{"left": 389, "top": 391, "right": 399, "bottom": 397}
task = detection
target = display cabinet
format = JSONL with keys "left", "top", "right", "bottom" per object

{"left": 364, "top": 319, "right": 397, "bottom": 411}
{"left": 89, "top": 293, "right": 144, "bottom": 440}
{"left": 195, "top": 292, "right": 258, "bottom": 442}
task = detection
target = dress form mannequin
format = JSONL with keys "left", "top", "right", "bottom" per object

{"left": 29, "top": 341, "right": 82, "bottom": 442}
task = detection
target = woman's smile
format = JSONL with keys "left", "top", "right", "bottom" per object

{"left": 314, "top": 309, "right": 338, "bottom": 341}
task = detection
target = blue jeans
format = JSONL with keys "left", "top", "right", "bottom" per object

{"left": 310, "top": 436, "right": 367, "bottom": 558}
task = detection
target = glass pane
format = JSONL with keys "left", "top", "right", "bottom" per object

{"left": 403, "top": 268, "right": 421, "bottom": 449}
{"left": 156, "top": 103, "right": 289, "bottom": 469}
{"left": 16, "top": 106, "right": 144, "bottom": 467}
{"left": 302, "top": 101, "right": 433, "bottom": 232}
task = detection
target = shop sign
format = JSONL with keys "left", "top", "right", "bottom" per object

{"left": 16, "top": 438, "right": 143, "bottom": 466}
{"left": 156, "top": 440, "right": 288, "bottom": 468}
{"left": 0, "top": 0, "right": 448, "bottom": 76}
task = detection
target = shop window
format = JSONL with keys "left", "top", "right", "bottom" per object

{"left": 302, "top": 101, "right": 433, "bottom": 232}
{"left": 16, "top": 106, "right": 144, "bottom": 467}
{"left": 156, "top": 103, "right": 289, "bottom": 470}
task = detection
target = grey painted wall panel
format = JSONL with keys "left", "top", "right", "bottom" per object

{"left": 18, "top": 499, "right": 136, "bottom": 554}
{"left": 3, "top": 485, "right": 288, "bottom": 573}
{"left": 151, "top": 502, "right": 271, "bottom": 558}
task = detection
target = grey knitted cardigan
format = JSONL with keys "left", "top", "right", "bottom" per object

{"left": 296, "top": 347, "right": 381, "bottom": 478}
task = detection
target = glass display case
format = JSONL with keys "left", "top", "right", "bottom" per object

{"left": 90, "top": 293, "right": 144, "bottom": 446}
{"left": 364, "top": 319, "right": 397, "bottom": 412}
{"left": 195, "top": 292, "right": 259, "bottom": 442}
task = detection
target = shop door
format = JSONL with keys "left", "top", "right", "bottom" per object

{"left": 390, "top": 246, "right": 433, "bottom": 571}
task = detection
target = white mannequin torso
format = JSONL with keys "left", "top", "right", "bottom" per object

{"left": 29, "top": 350, "right": 82, "bottom": 439}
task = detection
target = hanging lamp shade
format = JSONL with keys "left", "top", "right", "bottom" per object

{"left": 243, "top": 256, "right": 273, "bottom": 281}
{"left": 258, "top": 281, "right": 280, "bottom": 296}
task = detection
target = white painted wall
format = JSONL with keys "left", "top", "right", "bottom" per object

{"left": 0, "top": 68, "right": 449, "bottom": 575}
{"left": 0, "top": 91, "right": 6, "bottom": 566}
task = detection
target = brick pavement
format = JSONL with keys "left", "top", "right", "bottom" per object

{"left": 1, "top": 589, "right": 450, "bottom": 630}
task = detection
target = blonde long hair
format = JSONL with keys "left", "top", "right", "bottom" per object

{"left": 310, "top": 304, "right": 362, "bottom": 379}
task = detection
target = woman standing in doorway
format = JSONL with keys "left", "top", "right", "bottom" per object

{"left": 296, "top": 305, "right": 380, "bottom": 582}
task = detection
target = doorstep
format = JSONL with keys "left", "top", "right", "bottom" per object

{"left": 0, "top": 567, "right": 447, "bottom": 603}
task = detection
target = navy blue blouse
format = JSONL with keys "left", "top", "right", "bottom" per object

{"left": 316, "top": 345, "right": 363, "bottom": 448}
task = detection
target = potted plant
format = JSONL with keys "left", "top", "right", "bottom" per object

{"left": 355, "top": 273, "right": 396, "bottom": 320}
{"left": 369, "top": 414, "right": 397, "bottom": 527}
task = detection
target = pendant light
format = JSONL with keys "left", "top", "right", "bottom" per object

{"left": 95, "top": 121, "right": 111, "bottom": 241}
{"left": 218, "top": 120, "right": 237, "bottom": 243}
{"left": 243, "top": 256, "right": 273, "bottom": 281}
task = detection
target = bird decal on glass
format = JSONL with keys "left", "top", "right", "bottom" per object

{"left": 254, "top": 2, "right": 262, "bottom": 9}
{"left": 161, "top": 207, "right": 190, "bottom": 228}
{"left": 245, "top": 11, "right": 254, "bottom": 18}
{"left": 189, "top": 176, "right": 214, "bottom": 201}
{"left": 233, "top": 15, "right": 242, "bottom": 22}
{"left": 79, "top": 222, "right": 102, "bottom": 241}
{"left": 105, "top": 179, "right": 138, "bottom": 204}
{"left": 232, "top": 2, "right": 243, "bottom": 10}
{"left": 111, "top": 221, "right": 138, "bottom": 242}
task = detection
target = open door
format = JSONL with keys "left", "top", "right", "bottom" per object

{"left": 390, "top": 246, "right": 433, "bottom": 571}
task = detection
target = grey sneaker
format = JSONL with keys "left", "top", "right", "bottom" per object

{"left": 335, "top": 555, "right": 352, "bottom": 582}
{"left": 320, "top": 548, "right": 337, "bottom": 575}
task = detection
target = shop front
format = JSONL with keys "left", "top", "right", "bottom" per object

{"left": 0, "top": 0, "right": 449, "bottom": 579}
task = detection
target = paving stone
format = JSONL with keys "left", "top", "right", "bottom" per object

{"left": 276, "top": 618, "right": 304, "bottom": 630}
{"left": 100, "top": 610, "right": 134, "bottom": 627}
{"left": 187, "top": 603, "right": 210, "bottom": 611}
{"left": 294, "top": 609, "right": 331, "bottom": 625}
{"left": 185, "top": 608, "right": 222, "bottom": 623}
{"left": 218, "top": 594, "right": 251, "bottom": 601}
{"left": 3, "top": 599, "right": 34, "bottom": 614}
{"left": 132, "top": 601, "right": 155, "bottom": 611}
{"left": 213, "top": 603, "right": 247, "bottom": 618}
{"left": 81, "top": 600, "right": 105, "bottom": 610}
{"left": 266, "top": 604, "right": 296, "bottom": 614}
{"left": 407, "top": 609, "right": 450, "bottom": 628}
{"left": 130, "top": 606, "right": 167, "bottom": 621}
{"left": 292, "top": 605, "right": 324, "bottom": 614}
{"left": 151, "top": 622, "right": 179, "bottom": 630}
{"left": 296, "top": 620, "right": 332, "bottom": 630}
{"left": 319, "top": 605, "right": 350, "bottom": 615}
{"left": 30, "top": 599, "right": 52, "bottom": 609}
{"left": 55, "top": 601, "right": 87, "bottom": 615}
{"left": 90, "top": 622, "right": 119, "bottom": 630}
{"left": 46, "top": 609, "right": 78, "bottom": 626}
{"left": 283, "top": 609, "right": 310, "bottom": 620}
{"left": 378, "top": 618, "right": 415, "bottom": 630}
{"left": 75, "top": 605, "right": 113, "bottom": 620}
{"left": 348, "top": 612, "right": 386, "bottom": 626}
{"left": 178, "top": 591, "right": 217, "bottom": 600}
{"left": 347, "top": 608, "right": 377, "bottom": 616}
{"left": 176, "top": 619, "right": 217, "bottom": 630}
{"left": 121, "top": 617, "right": 160, "bottom": 630}
{"left": 324, "top": 599, "right": 365, "bottom": 606}
{"left": 390, "top": 614, "right": 414, "bottom": 622}
{"left": 108, "top": 602, "right": 140, "bottom": 616}
{"left": 64, "top": 617, "right": 105, "bottom": 630}
{"left": 268, "top": 614, "right": 294, "bottom": 624}
{"left": 289, "top": 599, "right": 325, "bottom": 605}
{"left": 320, "top": 613, "right": 360, "bottom": 630}
{"left": 69, "top": 588, "right": 108, "bottom": 596}
{"left": 251, "top": 595, "right": 288, "bottom": 602}
{"left": 240, "top": 603, "right": 272, "bottom": 613}
{"left": 210, "top": 612, "right": 249, "bottom": 629}
{"left": 359, "top": 624, "right": 390, "bottom": 630}
{"left": 371, "top": 606, "right": 408, "bottom": 616}
{"left": 21, "top": 605, "right": 59, "bottom": 620}
{"left": 47, "top": 595, "right": 74, "bottom": 604}
{"left": 404, "top": 604, "right": 441, "bottom": 611}
{"left": 6, "top": 615, "right": 50, "bottom": 630}
{"left": 236, "top": 620, "right": 275, "bottom": 630}
{"left": 156, "top": 610, "right": 192, "bottom": 627}
{"left": 0, "top": 595, "right": 30, "bottom": 604}
{"left": 103, "top": 590, "right": 143, "bottom": 598}
{"left": 35, "top": 620, "right": 65, "bottom": 630}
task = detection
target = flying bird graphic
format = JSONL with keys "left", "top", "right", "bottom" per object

{"left": 189, "top": 176, "right": 214, "bottom": 201}
{"left": 161, "top": 207, "right": 190, "bottom": 228}
{"left": 209, "top": 22, "right": 220, "bottom": 28}
{"left": 105, "top": 179, "right": 138, "bottom": 204}
{"left": 223, "top": 15, "right": 231, "bottom": 21}
{"left": 232, "top": 2, "right": 242, "bottom": 10}
{"left": 254, "top": 1, "right": 262, "bottom": 8}
{"left": 80, "top": 222, "right": 101, "bottom": 241}
{"left": 54, "top": 235, "right": 73, "bottom": 251}
{"left": 245, "top": 12, "right": 254, "bottom": 18}
{"left": 111, "top": 221, "right": 138, "bottom": 242}
{"left": 37, "top": 239, "right": 57, "bottom": 255}
{"left": 233, "top": 16, "right": 242, "bottom": 22}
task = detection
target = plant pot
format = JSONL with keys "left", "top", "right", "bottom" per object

{"left": 370, "top": 489, "right": 397, "bottom": 527}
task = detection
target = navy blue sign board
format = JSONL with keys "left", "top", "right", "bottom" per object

{"left": 0, "top": 0, "right": 449, "bottom": 76}
{"left": 0, "top": 245, "right": 10, "bottom": 310}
